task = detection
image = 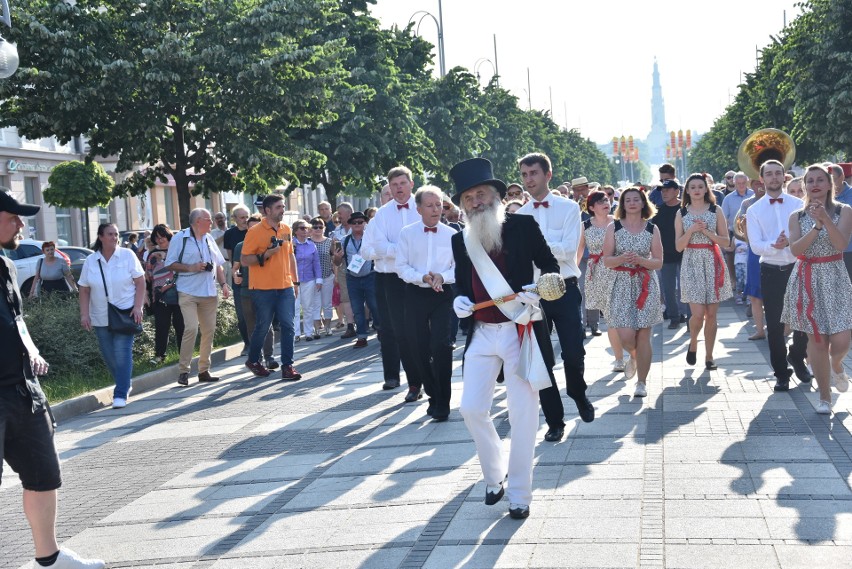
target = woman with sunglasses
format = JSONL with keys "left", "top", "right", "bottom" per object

{"left": 578, "top": 190, "right": 625, "bottom": 372}
{"left": 504, "top": 182, "right": 525, "bottom": 204}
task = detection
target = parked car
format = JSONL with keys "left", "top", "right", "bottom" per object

{"left": 0, "top": 239, "right": 93, "bottom": 295}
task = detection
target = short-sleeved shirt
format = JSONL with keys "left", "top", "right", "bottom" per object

{"left": 38, "top": 258, "right": 71, "bottom": 281}
{"left": 0, "top": 258, "right": 25, "bottom": 387}
{"left": 652, "top": 203, "right": 683, "bottom": 264}
{"left": 78, "top": 248, "right": 145, "bottom": 327}
{"left": 241, "top": 218, "right": 297, "bottom": 290}
{"left": 223, "top": 226, "right": 247, "bottom": 257}
{"left": 165, "top": 228, "right": 225, "bottom": 297}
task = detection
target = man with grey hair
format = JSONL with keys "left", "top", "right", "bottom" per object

{"left": 166, "top": 208, "right": 231, "bottom": 386}
{"left": 721, "top": 172, "right": 753, "bottom": 285}
{"left": 397, "top": 186, "right": 456, "bottom": 421}
{"left": 224, "top": 204, "right": 251, "bottom": 352}
{"left": 317, "top": 201, "right": 335, "bottom": 237}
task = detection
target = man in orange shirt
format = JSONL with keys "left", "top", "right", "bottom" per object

{"left": 240, "top": 195, "right": 302, "bottom": 380}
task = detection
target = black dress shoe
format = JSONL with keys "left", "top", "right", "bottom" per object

{"left": 686, "top": 350, "right": 697, "bottom": 366}
{"left": 668, "top": 320, "right": 680, "bottom": 329}
{"left": 508, "top": 504, "right": 530, "bottom": 519}
{"left": 432, "top": 414, "right": 448, "bottom": 423}
{"left": 426, "top": 402, "right": 434, "bottom": 416}
{"left": 787, "top": 354, "right": 813, "bottom": 383}
{"left": 590, "top": 326, "right": 602, "bottom": 336}
{"left": 404, "top": 387, "right": 423, "bottom": 402}
{"left": 382, "top": 378, "right": 400, "bottom": 390}
{"left": 198, "top": 371, "right": 220, "bottom": 382}
{"left": 774, "top": 378, "right": 790, "bottom": 392}
{"left": 485, "top": 481, "right": 505, "bottom": 505}
{"left": 705, "top": 360, "right": 717, "bottom": 371}
{"left": 177, "top": 372, "right": 189, "bottom": 386}
{"left": 544, "top": 426, "right": 565, "bottom": 442}
{"left": 575, "top": 396, "right": 595, "bottom": 423}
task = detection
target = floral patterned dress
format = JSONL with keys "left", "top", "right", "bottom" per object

{"left": 782, "top": 207, "right": 852, "bottom": 335}
{"left": 583, "top": 220, "right": 612, "bottom": 311}
{"left": 603, "top": 221, "right": 663, "bottom": 329}
{"left": 679, "top": 205, "right": 733, "bottom": 304}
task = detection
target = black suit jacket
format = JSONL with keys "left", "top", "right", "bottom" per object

{"left": 451, "top": 213, "right": 559, "bottom": 367}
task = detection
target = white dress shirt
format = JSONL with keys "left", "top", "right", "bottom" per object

{"left": 396, "top": 221, "right": 456, "bottom": 287}
{"left": 516, "top": 193, "right": 582, "bottom": 279}
{"left": 745, "top": 193, "right": 803, "bottom": 266}
{"left": 361, "top": 195, "right": 421, "bottom": 273}
{"left": 78, "top": 248, "right": 144, "bottom": 327}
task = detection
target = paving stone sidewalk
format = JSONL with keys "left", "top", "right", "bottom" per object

{"left": 4, "top": 302, "right": 852, "bottom": 568}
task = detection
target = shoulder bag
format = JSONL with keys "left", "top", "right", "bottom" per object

{"left": 98, "top": 259, "right": 143, "bottom": 335}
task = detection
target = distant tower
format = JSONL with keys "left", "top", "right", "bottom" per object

{"left": 646, "top": 58, "right": 668, "bottom": 165}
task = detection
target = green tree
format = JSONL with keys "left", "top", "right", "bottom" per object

{"left": 0, "top": 0, "right": 353, "bottom": 226}
{"left": 294, "top": 9, "right": 435, "bottom": 206}
{"left": 44, "top": 160, "right": 115, "bottom": 245}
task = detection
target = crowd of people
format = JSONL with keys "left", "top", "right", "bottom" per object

{"left": 4, "top": 148, "right": 852, "bottom": 568}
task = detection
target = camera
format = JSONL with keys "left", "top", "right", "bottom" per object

{"left": 203, "top": 262, "right": 214, "bottom": 272}
{"left": 270, "top": 236, "right": 284, "bottom": 248}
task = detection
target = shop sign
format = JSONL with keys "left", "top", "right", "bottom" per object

{"left": 6, "top": 159, "right": 55, "bottom": 173}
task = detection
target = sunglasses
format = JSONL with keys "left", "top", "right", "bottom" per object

{"left": 350, "top": 220, "right": 365, "bottom": 225}
{"left": 442, "top": 205, "right": 451, "bottom": 210}
{"left": 295, "top": 227, "right": 308, "bottom": 231}
{"left": 311, "top": 225, "right": 324, "bottom": 229}
{"left": 605, "top": 192, "right": 614, "bottom": 197}
{"left": 507, "top": 191, "right": 522, "bottom": 196}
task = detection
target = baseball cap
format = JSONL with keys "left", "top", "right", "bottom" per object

{"left": 659, "top": 179, "right": 680, "bottom": 190}
{"left": 0, "top": 188, "right": 40, "bottom": 216}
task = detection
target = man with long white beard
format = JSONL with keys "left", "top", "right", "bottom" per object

{"left": 449, "top": 158, "right": 561, "bottom": 520}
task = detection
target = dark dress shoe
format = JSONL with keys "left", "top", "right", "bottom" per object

{"left": 432, "top": 414, "right": 448, "bottom": 423}
{"left": 198, "top": 371, "right": 220, "bottom": 382}
{"left": 575, "top": 396, "right": 595, "bottom": 423}
{"left": 177, "top": 373, "right": 189, "bottom": 386}
{"left": 705, "top": 361, "right": 717, "bottom": 371}
{"left": 544, "top": 426, "right": 565, "bottom": 442}
{"left": 590, "top": 326, "right": 602, "bottom": 336}
{"left": 686, "top": 350, "right": 697, "bottom": 366}
{"left": 404, "top": 387, "right": 423, "bottom": 402}
{"left": 667, "top": 320, "right": 680, "bottom": 329}
{"left": 787, "top": 354, "right": 813, "bottom": 383}
{"left": 485, "top": 481, "right": 504, "bottom": 505}
{"left": 382, "top": 378, "right": 400, "bottom": 390}
{"left": 774, "top": 378, "right": 790, "bottom": 392}
{"left": 353, "top": 338, "right": 367, "bottom": 348}
{"left": 509, "top": 504, "right": 530, "bottom": 519}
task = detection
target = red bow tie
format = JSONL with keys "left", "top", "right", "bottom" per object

{"left": 397, "top": 203, "right": 409, "bottom": 210}
{"left": 769, "top": 197, "right": 784, "bottom": 204}
{"left": 533, "top": 201, "right": 549, "bottom": 209}
{"left": 424, "top": 226, "right": 437, "bottom": 233}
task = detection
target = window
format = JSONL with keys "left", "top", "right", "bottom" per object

{"left": 55, "top": 207, "right": 71, "bottom": 245}
{"left": 0, "top": 174, "right": 9, "bottom": 189}
{"left": 98, "top": 206, "right": 111, "bottom": 224}
{"left": 23, "top": 178, "right": 39, "bottom": 239}
{"left": 163, "top": 188, "right": 176, "bottom": 228}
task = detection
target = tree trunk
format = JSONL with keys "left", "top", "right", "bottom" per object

{"left": 175, "top": 168, "right": 192, "bottom": 229}
{"left": 321, "top": 172, "right": 341, "bottom": 208}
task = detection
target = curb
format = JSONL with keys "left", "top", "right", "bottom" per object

{"left": 50, "top": 342, "right": 245, "bottom": 424}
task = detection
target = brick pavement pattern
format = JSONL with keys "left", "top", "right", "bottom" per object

{"left": 4, "top": 303, "right": 852, "bottom": 568}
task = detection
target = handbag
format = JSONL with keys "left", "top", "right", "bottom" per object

{"left": 98, "top": 259, "right": 143, "bottom": 335}
{"left": 155, "top": 282, "right": 179, "bottom": 305}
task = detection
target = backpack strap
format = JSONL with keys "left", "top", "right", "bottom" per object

{"left": 342, "top": 234, "right": 352, "bottom": 267}
{"left": 614, "top": 220, "right": 623, "bottom": 232}
{"left": 172, "top": 234, "right": 189, "bottom": 284}
{"left": 680, "top": 207, "right": 688, "bottom": 217}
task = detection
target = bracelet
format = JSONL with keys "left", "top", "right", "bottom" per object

{"left": 293, "top": 281, "right": 300, "bottom": 286}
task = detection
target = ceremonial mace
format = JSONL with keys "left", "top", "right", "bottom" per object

{"left": 471, "top": 272, "right": 567, "bottom": 311}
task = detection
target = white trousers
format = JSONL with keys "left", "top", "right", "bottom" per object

{"left": 460, "top": 321, "right": 539, "bottom": 506}
{"left": 294, "top": 285, "right": 318, "bottom": 335}
{"left": 312, "top": 274, "right": 335, "bottom": 321}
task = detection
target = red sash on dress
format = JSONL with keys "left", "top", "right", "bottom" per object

{"left": 612, "top": 265, "right": 651, "bottom": 309}
{"left": 587, "top": 253, "right": 603, "bottom": 281}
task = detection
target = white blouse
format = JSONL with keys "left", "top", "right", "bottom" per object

{"left": 78, "top": 248, "right": 144, "bottom": 327}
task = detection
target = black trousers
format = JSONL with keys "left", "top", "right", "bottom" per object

{"left": 760, "top": 263, "right": 808, "bottom": 380}
{"left": 152, "top": 300, "right": 184, "bottom": 358}
{"left": 376, "top": 272, "right": 422, "bottom": 387}
{"left": 541, "top": 279, "right": 588, "bottom": 401}
{"left": 404, "top": 284, "right": 454, "bottom": 416}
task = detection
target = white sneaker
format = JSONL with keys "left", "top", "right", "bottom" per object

{"left": 612, "top": 359, "right": 625, "bottom": 372}
{"left": 50, "top": 548, "right": 105, "bottom": 568}
{"left": 112, "top": 397, "right": 126, "bottom": 409}
{"left": 816, "top": 400, "right": 832, "bottom": 415}
{"left": 624, "top": 357, "right": 637, "bottom": 380}
{"left": 834, "top": 370, "right": 849, "bottom": 393}
{"left": 633, "top": 382, "right": 647, "bottom": 398}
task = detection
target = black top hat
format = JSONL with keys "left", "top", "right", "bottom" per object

{"left": 0, "top": 189, "right": 40, "bottom": 216}
{"left": 448, "top": 158, "right": 507, "bottom": 205}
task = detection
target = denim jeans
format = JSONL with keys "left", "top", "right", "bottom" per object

{"left": 94, "top": 326, "right": 135, "bottom": 400}
{"left": 250, "top": 288, "right": 296, "bottom": 366}
{"left": 347, "top": 272, "right": 379, "bottom": 339}
{"left": 232, "top": 284, "right": 249, "bottom": 345}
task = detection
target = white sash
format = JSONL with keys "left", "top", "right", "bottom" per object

{"left": 464, "top": 230, "right": 551, "bottom": 391}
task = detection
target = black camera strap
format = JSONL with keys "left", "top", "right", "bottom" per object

{"left": 188, "top": 227, "right": 211, "bottom": 264}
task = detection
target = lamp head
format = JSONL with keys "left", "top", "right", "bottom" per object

{"left": 0, "top": 35, "right": 18, "bottom": 79}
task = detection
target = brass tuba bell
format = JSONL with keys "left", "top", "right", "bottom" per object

{"left": 737, "top": 128, "right": 796, "bottom": 180}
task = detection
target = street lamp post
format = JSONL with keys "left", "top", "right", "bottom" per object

{"left": 409, "top": 4, "right": 445, "bottom": 78}
{"left": 473, "top": 57, "right": 495, "bottom": 85}
{"left": 0, "top": 0, "right": 19, "bottom": 79}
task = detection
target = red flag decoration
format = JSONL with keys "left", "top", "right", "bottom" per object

{"left": 686, "top": 129, "right": 692, "bottom": 149}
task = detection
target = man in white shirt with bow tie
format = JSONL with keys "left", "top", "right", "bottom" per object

{"left": 362, "top": 166, "right": 424, "bottom": 397}
{"left": 746, "top": 159, "right": 811, "bottom": 391}
{"left": 516, "top": 153, "right": 595, "bottom": 441}
{"left": 397, "top": 186, "right": 456, "bottom": 421}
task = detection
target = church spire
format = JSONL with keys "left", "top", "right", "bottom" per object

{"left": 647, "top": 57, "right": 668, "bottom": 165}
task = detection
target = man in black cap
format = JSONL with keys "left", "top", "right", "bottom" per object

{"left": 652, "top": 179, "right": 689, "bottom": 329}
{"left": 0, "top": 189, "right": 105, "bottom": 568}
{"left": 449, "top": 158, "right": 561, "bottom": 520}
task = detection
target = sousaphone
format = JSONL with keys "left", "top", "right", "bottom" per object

{"left": 737, "top": 128, "right": 796, "bottom": 180}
